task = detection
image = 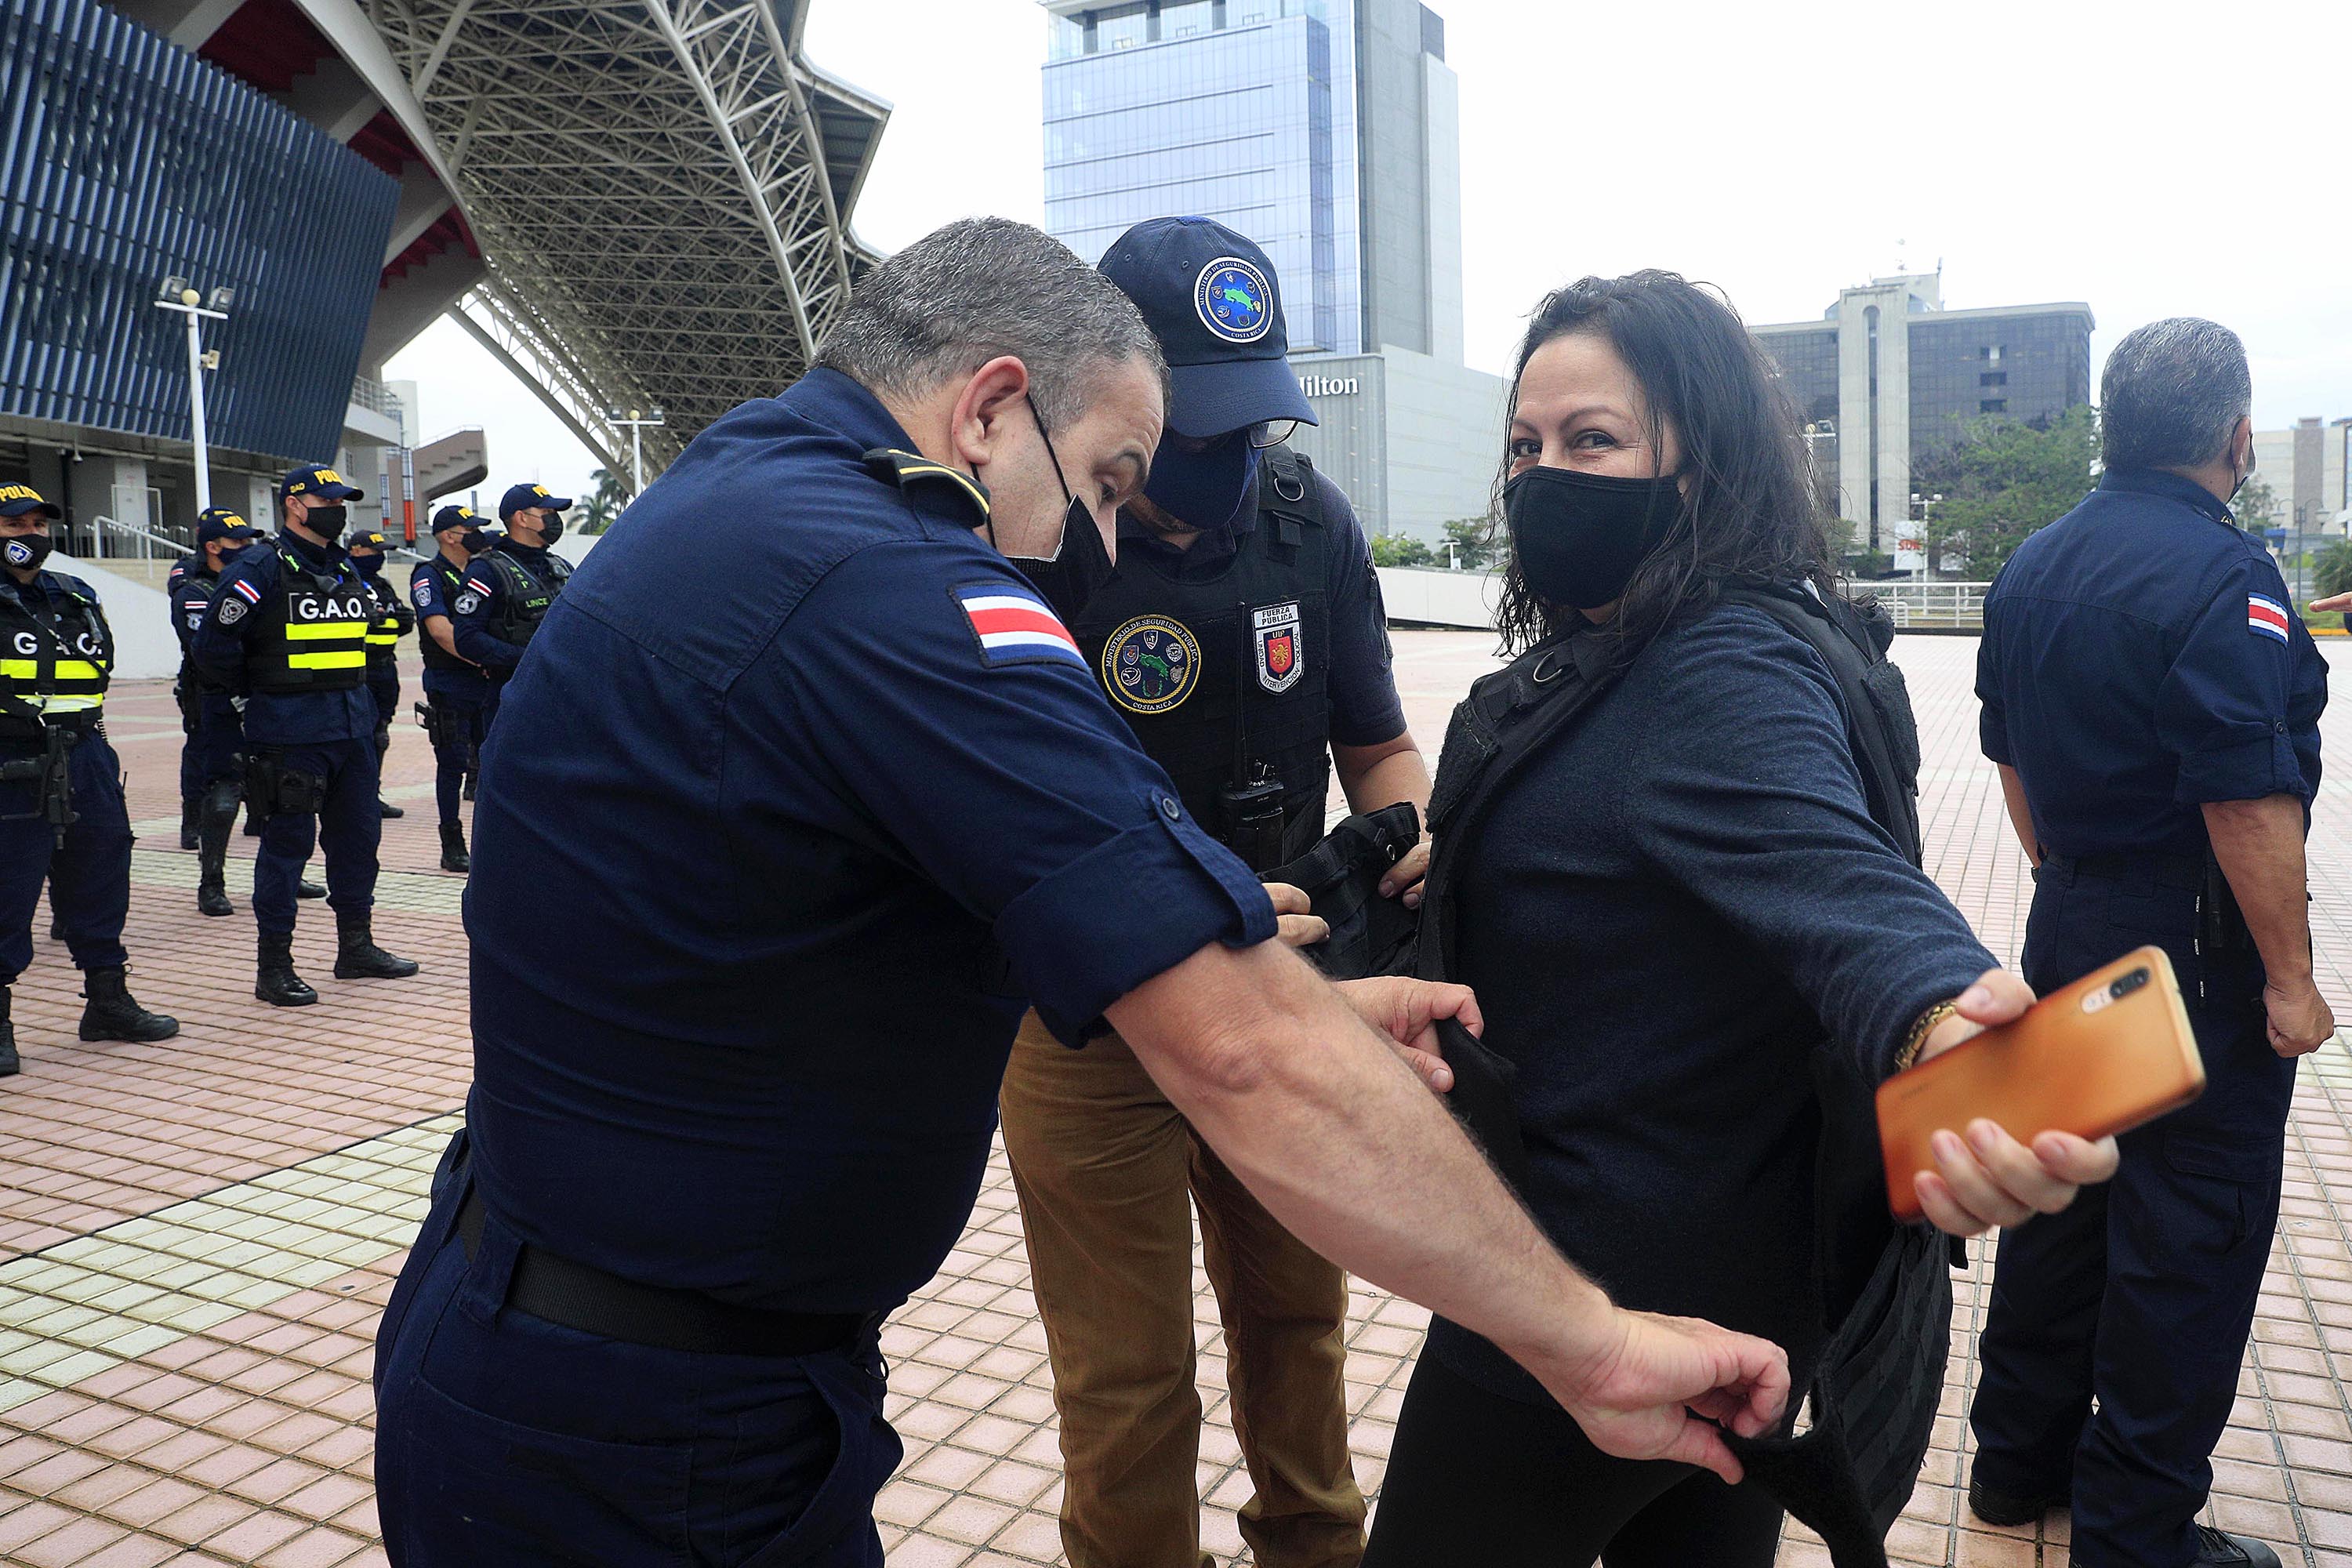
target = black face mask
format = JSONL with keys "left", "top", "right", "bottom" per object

{"left": 534, "top": 514, "right": 564, "bottom": 546}
{"left": 459, "top": 530, "right": 492, "bottom": 555}
{"left": 298, "top": 504, "right": 347, "bottom": 539}
{"left": 2, "top": 534, "right": 53, "bottom": 572}
{"left": 354, "top": 554, "right": 385, "bottom": 577}
{"left": 1504, "top": 465, "right": 1683, "bottom": 612}
{"left": 1002, "top": 395, "right": 1114, "bottom": 622}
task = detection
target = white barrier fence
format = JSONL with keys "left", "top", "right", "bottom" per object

{"left": 1377, "top": 567, "right": 1993, "bottom": 633}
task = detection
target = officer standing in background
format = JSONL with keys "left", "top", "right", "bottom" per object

{"left": 373, "top": 217, "right": 1788, "bottom": 1567}
{"left": 193, "top": 466, "right": 419, "bottom": 1007}
{"left": 347, "top": 528, "right": 416, "bottom": 821}
{"left": 449, "top": 484, "right": 572, "bottom": 729}
{"left": 0, "top": 485, "right": 179, "bottom": 1074}
{"left": 169, "top": 509, "right": 257, "bottom": 852}
{"left": 998, "top": 217, "right": 1430, "bottom": 1568}
{"left": 171, "top": 510, "right": 262, "bottom": 916}
{"left": 1970, "top": 319, "right": 2331, "bottom": 1568}
{"left": 410, "top": 506, "right": 491, "bottom": 872}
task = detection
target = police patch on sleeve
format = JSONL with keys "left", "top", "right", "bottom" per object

{"left": 1253, "top": 601, "right": 1303, "bottom": 694}
{"left": 1102, "top": 615, "right": 1202, "bottom": 715}
{"left": 2249, "top": 593, "right": 2290, "bottom": 643}
{"left": 954, "top": 582, "right": 1087, "bottom": 669}
{"left": 453, "top": 592, "right": 481, "bottom": 615}
{"left": 216, "top": 597, "right": 247, "bottom": 626}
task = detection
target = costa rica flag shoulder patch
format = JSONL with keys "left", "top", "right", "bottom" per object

{"left": 953, "top": 582, "right": 1085, "bottom": 669}
{"left": 229, "top": 577, "right": 262, "bottom": 605}
{"left": 2249, "top": 593, "right": 2290, "bottom": 643}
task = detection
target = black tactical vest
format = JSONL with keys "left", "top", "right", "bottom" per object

{"left": 172, "top": 567, "right": 232, "bottom": 695}
{"left": 484, "top": 545, "right": 572, "bottom": 648}
{"left": 246, "top": 546, "right": 371, "bottom": 695}
{"left": 417, "top": 556, "right": 471, "bottom": 673}
{"left": 1069, "top": 446, "right": 1332, "bottom": 870}
{"left": 0, "top": 572, "right": 112, "bottom": 738}
{"left": 361, "top": 575, "right": 404, "bottom": 670}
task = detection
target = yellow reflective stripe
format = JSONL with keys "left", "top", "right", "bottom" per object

{"left": 287, "top": 650, "right": 368, "bottom": 670}
{"left": 0, "top": 659, "right": 32, "bottom": 680}
{"left": 28, "top": 694, "right": 102, "bottom": 712}
{"left": 365, "top": 630, "right": 399, "bottom": 646}
{"left": 52, "top": 661, "right": 103, "bottom": 682}
{"left": 285, "top": 621, "right": 368, "bottom": 641}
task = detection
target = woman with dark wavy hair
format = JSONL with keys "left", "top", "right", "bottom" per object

{"left": 1360, "top": 272, "right": 2116, "bottom": 1564}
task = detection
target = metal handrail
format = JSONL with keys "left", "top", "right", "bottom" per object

{"left": 90, "top": 514, "right": 193, "bottom": 561}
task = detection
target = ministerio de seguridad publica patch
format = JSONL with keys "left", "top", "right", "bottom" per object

{"left": 1194, "top": 256, "right": 1273, "bottom": 345}
{"left": 1101, "top": 615, "right": 1203, "bottom": 715}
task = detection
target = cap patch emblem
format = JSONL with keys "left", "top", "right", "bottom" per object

{"left": 1102, "top": 615, "right": 1202, "bottom": 715}
{"left": 1195, "top": 256, "right": 1272, "bottom": 345}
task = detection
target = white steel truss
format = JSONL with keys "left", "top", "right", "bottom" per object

{"left": 364, "top": 0, "right": 886, "bottom": 472}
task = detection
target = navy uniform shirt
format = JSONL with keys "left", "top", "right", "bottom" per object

{"left": 191, "top": 530, "right": 377, "bottom": 745}
{"left": 409, "top": 554, "right": 492, "bottom": 701}
{"left": 1116, "top": 465, "right": 1406, "bottom": 746}
{"left": 166, "top": 558, "right": 215, "bottom": 658}
{"left": 448, "top": 540, "right": 552, "bottom": 675}
{"left": 1979, "top": 467, "right": 2328, "bottom": 858}
{"left": 465, "top": 368, "right": 1277, "bottom": 1314}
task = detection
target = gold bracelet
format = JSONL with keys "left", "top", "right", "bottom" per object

{"left": 1894, "top": 1000, "right": 1960, "bottom": 1073}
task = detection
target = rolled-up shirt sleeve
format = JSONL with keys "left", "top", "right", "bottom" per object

{"left": 1621, "top": 606, "right": 1997, "bottom": 1080}
{"left": 775, "top": 543, "right": 1276, "bottom": 1041}
{"left": 2157, "top": 555, "right": 2308, "bottom": 806}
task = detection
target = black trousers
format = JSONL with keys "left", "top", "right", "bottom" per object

{"left": 1970, "top": 862, "right": 2290, "bottom": 1568}
{"left": 1363, "top": 1352, "right": 1784, "bottom": 1567}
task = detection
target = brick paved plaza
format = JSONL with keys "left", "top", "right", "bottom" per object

{"left": 3, "top": 630, "right": 2352, "bottom": 1567}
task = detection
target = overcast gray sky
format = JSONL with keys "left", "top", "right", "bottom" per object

{"left": 390, "top": 0, "right": 2352, "bottom": 508}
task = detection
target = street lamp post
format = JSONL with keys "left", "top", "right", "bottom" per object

{"left": 153, "top": 279, "right": 233, "bottom": 510}
{"left": 604, "top": 407, "right": 666, "bottom": 495}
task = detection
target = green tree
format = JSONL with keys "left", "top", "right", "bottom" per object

{"left": 2233, "top": 474, "right": 2280, "bottom": 535}
{"left": 1370, "top": 534, "right": 1433, "bottom": 568}
{"left": 579, "top": 466, "right": 629, "bottom": 535}
{"left": 1441, "top": 517, "right": 1498, "bottom": 570}
{"left": 2313, "top": 539, "right": 2352, "bottom": 600}
{"left": 1911, "top": 406, "right": 2100, "bottom": 579}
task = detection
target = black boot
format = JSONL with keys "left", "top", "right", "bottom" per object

{"left": 439, "top": 822, "right": 470, "bottom": 873}
{"left": 379, "top": 799, "right": 405, "bottom": 819}
{"left": 256, "top": 932, "right": 318, "bottom": 1007}
{"left": 296, "top": 879, "right": 325, "bottom": 899}
{"left": 333, "top": 919, "right": 419, "bottom": 980}
{"left": 196, "top": 779, "right": 238, "bottom": 918}
{"left": 78, "top": 967, "right": 179, "bottom": 1043}
{"left": 180, "top": 797, "right": 200, "bottom": 851}
{"left": 0, "top": 986, "right": 17, "bottom": 1077}
{"left": 462, "top": 772, "right": 476, "bottom": 802}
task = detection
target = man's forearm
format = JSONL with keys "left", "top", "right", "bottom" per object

{"left": 2205, "top": 793, "right": 2313, "bottom": 983}
{"left": 1333, "top": 732, "right": 1432, "bottom": 818}
{"left": 423, "top": 617, "right": 464, "bottom": 661}
{"left": 1109, "top": 939, "right": 1613, "bottom": 1382}
{"left": 1996, "top": 764, "right": 2040, "bottom": 866}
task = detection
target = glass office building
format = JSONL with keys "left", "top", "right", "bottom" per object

{"left": 1042, "top": 0, "right": 1503, "bottom": 541}
{"left": 1751, "top": 273, "right": 2093, "bottom": 558}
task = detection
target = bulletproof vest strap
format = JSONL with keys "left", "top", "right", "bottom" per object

{"left": 1257, "top": 445, "right": 1321, "bottom": 552}
{"left": 1261, "top": 801, "right": 1421, "bottom": 981}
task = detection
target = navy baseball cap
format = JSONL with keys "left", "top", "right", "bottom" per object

{"left": 430, "top": 505, "right": 479, "bottom": 534}
{"left": 346, "top": 528, "right": 388, "bottom": 552}
{"left": 499, "top": 483, "right": 572, "bottom": 519}
{"left": 0, "top": 484, "right": 62, "bottom": 521}
{"left": 195, "top": 508, "right": 259, "bottom": 544}
{"left": 278, "top": 465, "right": 364, "bottom": 503}
{"left": 1098, "top": 216, "right": 1316, "bottom": 439}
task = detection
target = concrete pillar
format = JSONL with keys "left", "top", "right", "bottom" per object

{"left": 71, "top": 456, "right": 151, "bottom": 554}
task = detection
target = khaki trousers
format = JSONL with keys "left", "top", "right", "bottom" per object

{"left": 999, "top": 1011, "right": 1367, "bottom": 1568}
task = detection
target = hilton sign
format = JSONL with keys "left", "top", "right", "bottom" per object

{"left": 1298, "top": 373, "right": 1360, "bottom": 398}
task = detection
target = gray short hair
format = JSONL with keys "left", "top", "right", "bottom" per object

{"left": 814, "top": 217, "right": 1167, "bottom": 430}
{"left": 2100, "top": 318, "right": 2251, "bottom": 471}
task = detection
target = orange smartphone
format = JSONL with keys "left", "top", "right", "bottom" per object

{"left": 1876, "top": 946, "right": 2205, "bottom": 1221}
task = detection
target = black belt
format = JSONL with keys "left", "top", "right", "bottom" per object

{"left": 454, "top": 1190, "right": 869, "bottom": 1358}
{"left": 2040, "top": 849, "right": 2205, "bottom": 893}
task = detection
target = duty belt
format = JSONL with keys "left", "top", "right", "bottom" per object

{"left": 455, "top": 1190, "right": 873, "bottom": 1357}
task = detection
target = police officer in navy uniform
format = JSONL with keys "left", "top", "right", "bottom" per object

{"left": 193, "top": 466, "right": 420, "bottom": 1007}
{"left": 169, "top": 509, "right": 258, "bottom": 854}
{"left": 372, "top": 217, "right": 1790, "bottom": 1567}
{"left": 347, "top": 528, "right": 416, "bottom": 821}
{"left": 448, "top": 484, "right": 572, "bottom": 731}
{"left": 1970, "top": 319, "right": 2331, "bottom": 1568}
{"left": 0, "top": 485, "right": 179, "bottom": 1074}
{"left": 410, "top": 506, "right": 492, "bottom": 872}
{"left": 999, "top": 216, "right": 1434, "bottom": 1568}
{"left": 171, "top": 510, "right": 262, "bottom": 916}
